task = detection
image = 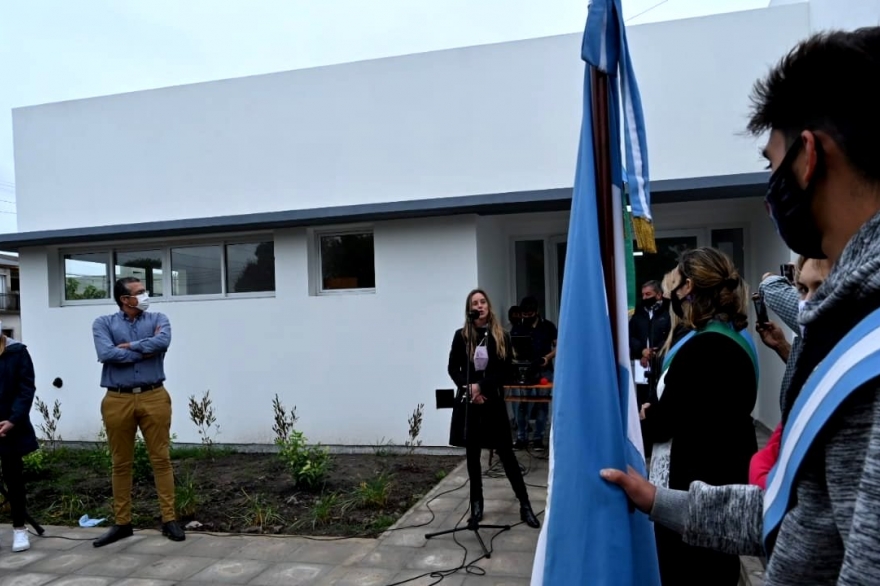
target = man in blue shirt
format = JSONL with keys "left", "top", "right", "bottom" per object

{"left": 91, "top": 277, "right": 185, "bottom": 547}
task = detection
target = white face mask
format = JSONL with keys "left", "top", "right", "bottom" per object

{"left": 135, "top": 293, "right": 150, "bottom": 312}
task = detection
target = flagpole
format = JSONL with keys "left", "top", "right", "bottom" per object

{"left": 589, "top": 67, "right": 619, "bottom": 350}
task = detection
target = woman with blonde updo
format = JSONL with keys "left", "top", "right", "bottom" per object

{"left": 641, "top": 247, "right": 759, "bottom": 585}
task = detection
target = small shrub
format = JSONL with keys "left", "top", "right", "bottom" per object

{"left": 276, "top": 430, "right": 330, "bottom": 489}
{"left": 405, "top": 403, "right": 424, "bottom": 455}
{"left": 272, "top": 394, "right": 297, "bottom": 443}
{"left": 235, "top": 490, "right": 285, "bottom": 531}
{"left": 369, "top": 514, "right": 396, "bottom": 533}
{"left": 22, "top": 449, "right": 46, "bottom": 475}
{"left": 48, "top": 490, "right": 88, "bottom": 523}
{"left": 343, "top": 472, "right": 393, "bottom": 511}
{"left": 188, "top": 390, "right": 220, "bottom": 449}
{"left": 175, "top": 466, "right": 201, "bottom": 518}
{"left": 311, "top": 492, "right": 339, "bottom": 528}
{"left": 33, "top": 397, "right": 62, "bottom": 449}
{"left": 434, "top": 469, "right": 448, "bottom": 481}
{"left": 372, "top": 437, "right": 394, "bottom": 457}
{"left": 133, "top": 433, "right": 153, "bottom": 482}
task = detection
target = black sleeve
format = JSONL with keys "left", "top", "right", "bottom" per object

{"left": 629, "top": 315, "right": 645, "bottom": 360}
{"left": 447, "top": 330, "right": 468, "bottom": 388}
{"left": 9, "top": 349, "right": 36, "bottom": 426}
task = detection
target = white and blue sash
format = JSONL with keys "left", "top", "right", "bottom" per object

{"left": 763, "top": 306, "right": 880, "bottom": 550}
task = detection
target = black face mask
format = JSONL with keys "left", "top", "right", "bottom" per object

{"left": 641, "top": 297, "right": 658, "bottom": 310}
{"left": 670, "top": 282, "right": 687, "bottom": 319}
{"left": 765, "top": 138, "right": 827, "bottom": 259}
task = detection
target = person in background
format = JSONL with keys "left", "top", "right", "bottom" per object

{"left": 511, "top": 296, "right": 557, "bottom": 451}
{"left": 0, "top": 323, "right": 38, "bottom": 553}
{"left": 629, "top": 280, "right": 672, "bottom": 406}
{"left": 751, "top": 257, "right": 831, "bottom": 488}
{"left": 91, "top": 277, "right": 185, "bottom": 547}
{"left": 447, "top": 289, "right": 540, "bottom": 528}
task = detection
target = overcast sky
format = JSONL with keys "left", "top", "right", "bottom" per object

{"left": 0, "top": 0, "right": 768, "bottom": 234}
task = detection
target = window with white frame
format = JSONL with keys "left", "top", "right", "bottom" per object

{"left": 316, "top": 230, "right": 375, "bottom": 293}
{"left": 62, "top": 238, "right": 275, "bottom": 303}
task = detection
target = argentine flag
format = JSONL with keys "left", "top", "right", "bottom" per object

{"left": 530, "top": 1, "right": 661, "bottom": 584}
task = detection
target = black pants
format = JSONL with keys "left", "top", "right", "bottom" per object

{"left": 1, "top": 453, "right": 26, "bottom": 527}
{"left": 466, "top": 443, "right": 529, "bottom": 504}
{"left": 655, "top": 524, "right": 740, "bottom": 585}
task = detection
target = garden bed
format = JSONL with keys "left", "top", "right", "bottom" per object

{"left": 9, "top": 446, "right": 463, "bottom": 537}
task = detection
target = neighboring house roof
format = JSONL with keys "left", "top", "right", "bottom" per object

{"left": 0, "top": 172, "right": 766, "bottom": 251}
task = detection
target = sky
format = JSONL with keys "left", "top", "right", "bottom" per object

{"left": 0, "top": 0, "right": 769, "bottom": 235}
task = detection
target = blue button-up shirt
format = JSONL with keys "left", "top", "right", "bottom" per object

{"left": 92, "top": 311, "right": 172, "bottom": 389}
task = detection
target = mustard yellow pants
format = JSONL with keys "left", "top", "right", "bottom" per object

{"left": 101, "top": 386, "right": 176, "bottom": 524}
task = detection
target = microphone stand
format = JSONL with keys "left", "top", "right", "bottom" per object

{"left": 426, "top": 313, "right": 511, "bottom": 558}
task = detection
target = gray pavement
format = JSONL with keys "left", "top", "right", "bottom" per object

{"left": 0, "top": 451, "right": 548, "bottom": 586}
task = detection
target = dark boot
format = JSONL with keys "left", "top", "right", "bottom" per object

{"left": 469, "top": 499, "right": 484, "bottom": 524}
{"left": 162, "top": 520, "right": 186, "bottom": 542}
{"left": 93, "top": 524, "right": 133, "bottom": 548}
{"left": 520, "top": 502, "right": 540, "bottom": 529}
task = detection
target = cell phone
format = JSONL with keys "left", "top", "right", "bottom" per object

{"left": 752, "top": 292, "right": 770, "bottom": 325}
{"left": 780, "top": 263, "right": 795, "bottom": 284}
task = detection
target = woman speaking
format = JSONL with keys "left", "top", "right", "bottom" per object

{"left": 447, "top": 289, "right": 540, "bottom": 529}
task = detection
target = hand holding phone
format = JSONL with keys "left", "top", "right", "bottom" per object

{"left": 752, "top": 292, "right": 770, "bottom": 325}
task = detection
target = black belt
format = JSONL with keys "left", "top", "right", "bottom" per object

{"left": 106, "top": 383, "right": 162, "bottom": 394}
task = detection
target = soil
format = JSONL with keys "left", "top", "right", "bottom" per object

{"left": 8, "top": 447, "right": 463, "bottom": 537}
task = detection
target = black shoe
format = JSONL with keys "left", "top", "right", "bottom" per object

{"left": 520, "top": 504, "right": 540, "bottom": 529}
{"left": 162, "top": 520, "right": 186, "bottom": 542}
{"left": 469, "top": 499, "right": 484, "bottom": 524}
{"left": 513, "top": 439, "right": 527, "bottom": 450}
{"left": 93, "top": 524, "right": 133, "bottom": 548}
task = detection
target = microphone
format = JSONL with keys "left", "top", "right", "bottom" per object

{"left": 468, "top": 310, "right": 481, "bottom": 321}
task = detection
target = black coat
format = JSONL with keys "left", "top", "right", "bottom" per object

{"left": 629, "top": 300, "right": 673, "bottom": 360}
{"left": 0, "top": 339, "right": 39, "bottom": 457}
{"left": 447, "top": 327, "right": 512, "bottom": 450}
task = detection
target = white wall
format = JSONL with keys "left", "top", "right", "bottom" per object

{"left": 476, "top": 216, "right": 508, "bottom": 316}
{"left": 13, "top": 4, "right": 810, "bottom": 232}
{"left": 807, "top": 0, "right": 880, "bottom": 31}
{"left": 18, "top": 216, "right": 481, "bottom": 446}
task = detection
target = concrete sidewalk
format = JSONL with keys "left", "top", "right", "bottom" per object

{"left": 0, "top": 452, "right": 548, "bottom": 586}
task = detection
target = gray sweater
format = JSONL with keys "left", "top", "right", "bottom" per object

{"left": 650, "top": 211, "right": 880, "bottom": 586}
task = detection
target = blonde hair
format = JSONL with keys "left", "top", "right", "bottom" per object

{"left": 674, "top": 247, "right": 749, "bottom": 332}
{"left": 463, "top": 289, "right": 508, "bottom": 360}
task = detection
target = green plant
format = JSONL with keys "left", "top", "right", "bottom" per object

{"left": 405, "top": 403, "right": 424, "bottom": 455}
{"left": 311, "top": 492, "right": 339, "bottom": 528}
{"left": 272, "top": 394, "right": 297, "bottom": 443}
{"left": 133, "top": 432, "right": 153, "bottom": 483}
{"left": 33, "top": 397, "right": 62, "bottom": 449}
{"left": 48, "top": 490, "right": 88, "bottom": 523}
{"left": 372, "top": 437, "right": 394, "bottom": 457}
{"left": 22, "top": 448, "right": 46, "bottom": 474}
{"left": 175, "top": 466, "right": 201, "bottom": 518}
{"left": 188, "top": 390, "right": 220, "bottom": 449}
{"left": 343, "top": 472, "right": 393, "bottom": 511}
{"left": 276, "top": 430, "right": 330, "bottom": 489}
{"left": 368, "top": 514, "right": 396, "bottom": 533}
{"left": 234, "top": 490, "right": 285, "bottom": 531}
{"left": 434, "top": 469, "right": 448, "bottom": 481}
{"left": 87, "top": 426, "right": 113, "bottom": 473}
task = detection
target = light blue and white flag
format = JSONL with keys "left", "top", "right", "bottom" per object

{"left": 530, "top": 0, "right": 660, "bottom": 584}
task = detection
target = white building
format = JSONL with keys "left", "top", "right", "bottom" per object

{"left": 2, "top": 0, "right": 873, "bottom": 446}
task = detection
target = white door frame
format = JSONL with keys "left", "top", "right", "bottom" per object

{"left": 547, "top": 234, "right": 567, "bottom": 324}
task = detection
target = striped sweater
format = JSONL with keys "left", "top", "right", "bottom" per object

{"left": 650, "top": 210, "right": 880, "bottom": 585}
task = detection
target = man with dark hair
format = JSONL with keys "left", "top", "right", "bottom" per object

{"left": 91, "top": 277, "right": 184, "bottom": 547}
{"left": 512, "top": 296, "right": 557, "bottom": 450}
{"left": 628, "top": 279, "right": 670, "bottom": 405}
{"left": 602, "top": 27, "right": 880, "bottom": 584}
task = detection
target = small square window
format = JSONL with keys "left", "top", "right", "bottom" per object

{"left": 171, "top": 245, "right": 222, "bottom": 296}
{"left": 115, "top": 249, "right": 164, "bottom": 297}
{"left": 226, "top": 241, "right": 275, "bottom": 293}
{"left": 64, "top": 252, "right": 111, "bottom": 300}
{"left": 318, "top": 232, "right": 375, "bottom": 292}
